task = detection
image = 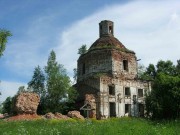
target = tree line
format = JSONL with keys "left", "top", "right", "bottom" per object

{"left": 139, "top": 60, "right": 180, "bottom": 119}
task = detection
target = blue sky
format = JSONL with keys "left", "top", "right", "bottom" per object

{"left": 0, "top": 0, "right": 180, "bottom": 102}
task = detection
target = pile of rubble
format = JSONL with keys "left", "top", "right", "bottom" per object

{"left": 0, "top": 113, "right": 9, "bottom": 119}
{"left": 1, "top": 92, "right": 84, "bottom": 121}
{"left": 44, "top": 111, "right": 84, "bottom": 120}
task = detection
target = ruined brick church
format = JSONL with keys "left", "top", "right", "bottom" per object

{"left": 75, "top": 20, "right": 151, "bottom": 119}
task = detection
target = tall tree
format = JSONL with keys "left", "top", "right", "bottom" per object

{"left": 138, "top": 63, "right": 156, "bottom": 80}
{"left": 17, "top": 86, "right": 26, "bottom": 95}
{"left": 73, "top": 68, "right": 77, "bottom": 84}
{"left": 28, "top": 66, "right": 45, "bottom": 97}
{"left": 2, "top": 96, "right": 13, "bottom": 114}
{"left": 0, "top": 29, "right": 12, "bottom": 96}
{"left": 28, "top": 66, "right": 46, "bottom": 114}
{"left": 0, "top": 29, "right": 12, "bottom": 57}
{"left": 145, "top": 60, "right": 180, "bottom": 119}
{"left": 156, "top": 60, "right": 176, "bottom": 76}
{"left": 176, "top": 59, "right": 180, "bottom": 76}
{"left": 45, "top": 50, "right": 76, "bottom": 113}
{"left": 78, "top": 44, "right": 87, "bottom": 55}
{"left": 146, "top": 64, "right": 156, "bottom": 79}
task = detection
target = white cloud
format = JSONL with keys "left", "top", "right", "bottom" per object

{"left": 55, "top": 0, "right": 180, "bottom": 77}
{"left": 0, "top": 81, "right": 27, "bottom": 102}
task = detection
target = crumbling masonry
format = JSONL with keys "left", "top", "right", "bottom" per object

{"left": 75, "top": 20, "right": 151, "bottom": 119}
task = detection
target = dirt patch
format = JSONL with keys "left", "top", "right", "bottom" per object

{"left": 6, "top": 114, "right": 42, "bottom": 121}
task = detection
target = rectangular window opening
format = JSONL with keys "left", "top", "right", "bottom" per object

{"left": 138, "top": 89, "right": 143, "bottom": 97}
{"left": 109, "top": 85, "right": 115, "bottom": 95}
{"left": 123, "top": 60, "right": 128, "bottom": 71}
{"left": 125, "top": 87, "right": 130, "bottom": 97}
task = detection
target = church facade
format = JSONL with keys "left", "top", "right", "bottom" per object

{"left": 75, "top": 20, "right": 151, "bottom": 119}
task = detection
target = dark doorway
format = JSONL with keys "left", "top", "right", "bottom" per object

{"left": 109, "top": 102, "right": 116, "bottom": 117}
{"left": 139, "top": 104, "right": 144, "bottom": 117}
{"left": 125, "top": 104, "right": 131, "bottom": 114}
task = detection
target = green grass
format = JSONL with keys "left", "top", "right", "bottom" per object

{"left": 0, "top": 117, "right": 179, "bottom": 135}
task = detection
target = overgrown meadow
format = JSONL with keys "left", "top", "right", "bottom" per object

{"left": 0, "top": 117, "right": 179, "bottom": 135}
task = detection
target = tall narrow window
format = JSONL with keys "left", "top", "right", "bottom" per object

{"left": 138, "top": 89, "right": 143, "bottom": 97}
{"left": 125, "top": 87, "right": 130, "bottom": 97}
{"left": 109, "top": 85, "right": 115, "bottom": 95}
{"left": 82, "top": 63, "right": 85, "bottom": 75}
{"left": 123, "top": 60, "right": 128, "bottom": 71}
{"left": 100, "top": 25, "right": 102, "bottom": 30}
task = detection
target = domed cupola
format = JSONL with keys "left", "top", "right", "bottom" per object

{"left": 77, "top": 20, "right": 137, "bottom": 82}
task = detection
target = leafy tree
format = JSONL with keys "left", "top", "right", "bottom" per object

{"left": 176, "top": 59, "right": 180, "bottom": 76}
{"left": 146, "top": 64, "right": 156, "bottom": 79}
{"left": 73, "top": 68, "right": 77, "bottom": 84}
{"left": 44, "top": 50, "right": 77, "bottom": 113}
{"left": 28, "top": 66, "right": 46, "bottom": 114}
{"left": 0, "top": 103, "right": 3, "bottom": 113}
{"left": 5, "top": 86, "right": 27, "bottom": 115}
{"left": 156, "top": 60, "right": 176, "bottom": 76}
{"left": 0, "top": 29, "right": 12, "bottom": 57}
{"left": 78, "top": 44, "right": 87, "bottom": 55}
{"left": 137, "top": 64, "right": 146, "bottom": 79}
{"left": 0, "top": 29, "right": 12, "bottom": 96}
{"left": 2, "top": 96, "right": 13, "bottom": 114}
{"left": 28, "top": 66, "right": 45, "bottom": 97}
{"left": 145, "top": 60, "right": 180, "bottom": 119}
{"left": 138, "top": 64, "right": 156, "bottom": 80}
{"left": 16, "top": 86, "right": 26, "bottom": 95}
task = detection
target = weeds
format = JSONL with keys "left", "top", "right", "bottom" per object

{"left": 0, "top": 118, "right": 179, "bottom": 135}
